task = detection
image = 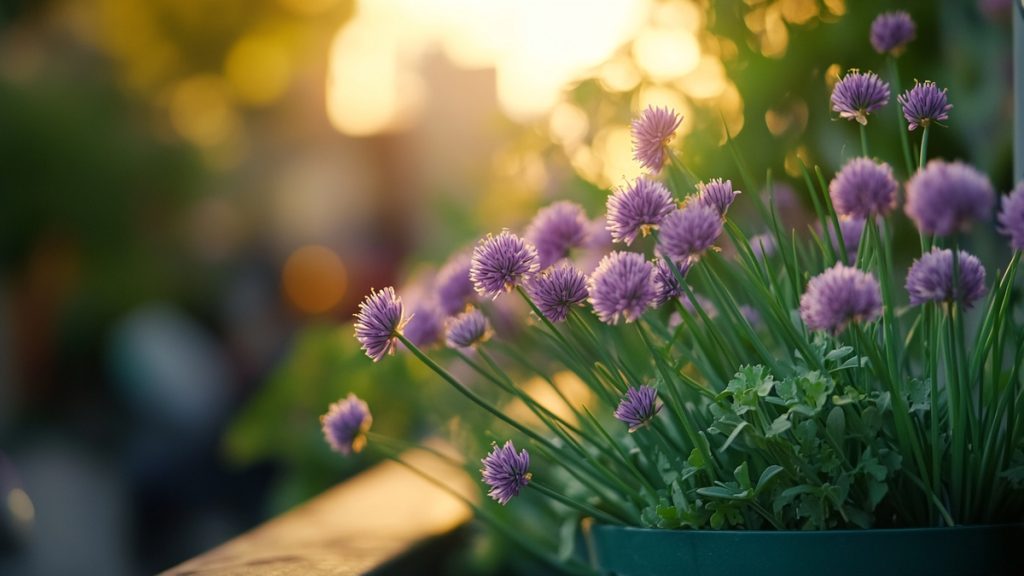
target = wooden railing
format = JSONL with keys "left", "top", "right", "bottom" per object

{"left": 162, "top": 448, "right": 474, "bottom": 575}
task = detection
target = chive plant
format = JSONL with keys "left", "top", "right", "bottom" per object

{"left": 324, "top": 10, "right": 1024, "bottom": 554}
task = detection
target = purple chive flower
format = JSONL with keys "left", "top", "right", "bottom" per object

{"left": 527, "top": 263, "right": 589, "bottom": 323}
{"left": 905, "top": 160, "right": 995, "bottom": 236}
{"left": 799, "top": 264, "right": 882, "bottom": 334}
{"left": 526, "top": 201, "right": 589, "bottom": 269}
{"left": 749, "top": 233, "right": 777, "bottom": 259}
{"left": 588, "top": 251, "right": 657, "bottom": 324}
{"left": 762, "top": 182, "right": 810, "bottom": 230}
{"left": 829, "top": 157, "right": 899, "bottom": 219}
{"left": 835, "top": 218, "right": 866, "bottom": 263}
{"left": 658, "top": 203, "right": 723, "bottom": 262}
{"left": 436, "top": 253, "right": 476, "bottom": 316}
{"left": 698, "top": 178, "right": 740, "bottom": 216}
{"left": 870, "top": 11, "right": 916, "bottom": 55}
{"left": 898, "top": 81, "right": 952, "bottom": 131}
{"left": 445, "top": 307, "right": 491, "bottom": 348}
{"left": 614, "top": 386, "right": 663, "bottom": 432}
{"left": 631, "top": 105, "right": 683, "bottom": 173}
{"left": 606, "top": 178, "right": 676, "bottom": 245}
{"left": 998, "top": 182, "right": 1024, "bottom": 250}
{"left": 831, "top": 70, "right": 890, "bottom": 125}
{"left": 470, "top": 230, "right": 539, "bottom": 299}
{"left": 481, "top": 440, "right": 531, "bottom": 505}
{"left": 321, "top": 393, "right": 372, "bottom": 455}
{"left": 906, "top": 249, "right": 987, "bottom": 307}
{"left": 403, "top": 299, "right": 444, "bottom": 348}
{"left": 354, "top": 287, "right": 406, "bottom": 361}
{"left": 653, "top": 258, "right": 690, "bottom": 306}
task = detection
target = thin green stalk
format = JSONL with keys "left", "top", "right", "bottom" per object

{"left": 474, "top": 347, "right": 662, "bottom": 498}
{"left": 869, "top": 219, "right": 901, "bottom": 379}
{"left": 926, "top": 304, "right": 942, "bottom": 510}
{"left": 490, "top": 342, "right": 587, "bottom": 421}
{"left": 474, "top": 347, "right": 586, "bottom": 438}
{"left": 529, "top": 480, "right": 624, "bottom": 525}
{"left": 943, "top": 304, "right": 964, "bottom": 520}
{"left": 399, "top": 333, "right": 633, "bottom": 498}
{"left": 919, "top": 124, "right": 931, "bottom": 169}
{"left": 815, "top": 165, "right": 850, "bottom": 266}
{"left": 666, "top": 148, "right": 699, "bottom": 191}
{"left": 859, "top": 123, "right": 870, "bottom": 157}
{"left": 888, "top": 56, "right": 915, "bottom": 177}
{"left": 580, "top": 406, "right": 660, "bottom": 498}
{"left": 635, "top": 322, "right": 721, "bottom": 479}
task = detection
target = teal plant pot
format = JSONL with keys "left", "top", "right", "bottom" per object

{"left": 586, "top": 523, "right": 1024, "bottom": 576}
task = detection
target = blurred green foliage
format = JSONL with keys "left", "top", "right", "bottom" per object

{"left": 224, "top": 324, "right": 456, "bottom": 513}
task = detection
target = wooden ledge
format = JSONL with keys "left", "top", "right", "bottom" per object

{"left": 162, "top": 447, "right": 474, "bottom": 575}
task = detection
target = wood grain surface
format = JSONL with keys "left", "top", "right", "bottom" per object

{"left": 162, "top": 447, "right": 474, "bottom": 575}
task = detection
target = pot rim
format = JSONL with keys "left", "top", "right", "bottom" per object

{"left": 589, "top": 521, "right": 1024, "bottom": 536}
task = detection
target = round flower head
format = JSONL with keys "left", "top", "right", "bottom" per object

{"left": 870, "top": 11, "right": 916, "bottom": 55}
{"left": 481, "top": 440, "right": 531, "bottom": 505}
{"left": 898, "top": 81, "right": 952, "bottom": 131}
{"left": 614, "top": 386, "right": 663, "bottom": 432}
{"left": 354, "top": 287, "right": 407, "bottom": 361}
{"left": 762, "top": 182, "right": 810, "bottom": 230}
{"left": 445, "top": 307, "right": 492, "bottom": 349}
{"left": 403, "top": 298, "right": 443, "bottom": 348}
{"left": 436, "top": 253, "right": 476, "bottom": 316}
{"left": 470, "top": 230, "right": 539, "bottom": 299}
{"left": 749, "top": 233, "right": 777, "bottom": 259}
{"left": 835, "top": 218, "right": 866, "bottom": 264}
{"left": 906, "top": 248, "right": 987, "bottom": 308}
{"left": 631, "top": 105, "right": 683, "bottom": 173}
{"left": 697, "top": 178, "right": 740, "bottom": 217}
{"left": 321, "top": 394, "right": 372, "bottom": 455}
{"left": 998, "top": 182, "right": 1024, "bottom": 251}
{"left": 526, "top": 201, "right": 589, "bottom": 269}
{"left": 653, "top": 258, "right": 690, "bottom": 306}
{"left": 527, "top": 263, "right": 589, "bottom": 323}
{"left": 606, "top": 178, "right": 676, "bottom": 245}
{"left": 829, "top": 157, "right": 899, "bottom": 219}
{"left": 657, "top": 203, "right": 723, "bottom": 262}
{"left": 905, "top": 160, "right": 995, "bottom": 236}
{"left": 588, "top": 251, "right": 657, "bottom": 324}
{"left": 831, "top": 70, "right": 890, "bottom": 126}
{"left": 799, "top": 264, "right": 882, "bottom": 334}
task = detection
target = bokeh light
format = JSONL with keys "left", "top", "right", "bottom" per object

{"left": 282, "top": 245, "right": 348, "bottom": 314}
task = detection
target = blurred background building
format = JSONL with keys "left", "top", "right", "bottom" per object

{"left": 0, "top": 0, "right": 1013, "bottom": 574}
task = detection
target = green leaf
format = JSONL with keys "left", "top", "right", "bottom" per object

{"left": 688, "top": 447, "right": 705, "bottom": 469}
{"left": 723, "top": 365, "right": 773, "bottom": 414}
{"left": 717, "top": 421, "right": 749, "bottom": 453}
{"left": 734, "top": 461, "right": 752, "bottom": 492}
{"left": 697, "top": 486, "right": 749, "bottom": 501}
{"left": 825, "top": 346, "right": 853, "bottom": 363}
{"left": 826, "top": 406, "right": 846, "bottom": 440}
{"left": 906, "top": 378, "right": 930, "bottom": 413}
{"left": 767, "top": 414, "right": 792, "bottom": 437}
{"left": 754, "top": 465, "right": 785, "bottom": 496}
{"left": 710, "top": 510, "right": 725, "bottom": 529}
